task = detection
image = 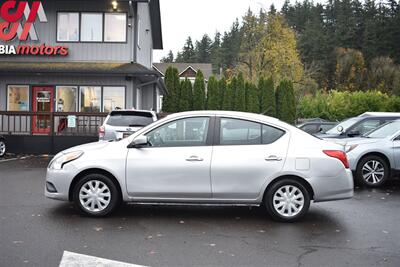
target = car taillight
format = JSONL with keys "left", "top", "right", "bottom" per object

{"left": 323, "top": 150, "right": 349, "bottom": 169}
{"left": 99, "top": 126, "right": 105, "bottom": 138}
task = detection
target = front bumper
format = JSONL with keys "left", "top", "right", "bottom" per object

{"left": 45, "top": 168, "right": 75, "bottom": 201}
{"left": 312, "top": 169, "right": 354, "bottom": 202}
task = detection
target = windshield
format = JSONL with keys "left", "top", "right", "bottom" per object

{"left": 366, "top": 121, "right": 400, "bottom": 138}
{"left": 106, "top": 111, "right": 154, "bottom": 127}
{"left": 326, "top": 118, "right": 359, "bottom": 134}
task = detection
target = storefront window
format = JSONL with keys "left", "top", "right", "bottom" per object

{"left": 104, "top": 13, "right": 127, "bottom": 42}
{"left": 80, "top": 86, "right": 101, "bottom": 112}
{"left": 81, "top": 13, "right": 103, "bottom": 42}
{"left": 7, "top": 85, "right": 29, "bottom": 111}
{"left": 57, "top": 12, "right": 79, "bottom": 42}
{"left": 103, "top": 87, "right": 125, "bottom": 112}
{"left": 56, "top": 86, "right": 77, "bottom": 112}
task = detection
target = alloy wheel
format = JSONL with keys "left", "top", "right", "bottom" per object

{"left": 79, "top": 180, "right": 111, "bottom": 212}
{"left": 0, "top": 141, "right": 5, "bottom": 157}
{"left": 362, "top": 160, "right": 384, "bottom": 184}
{"left": 272, "top": 185, "right": 305, "bottom": 218}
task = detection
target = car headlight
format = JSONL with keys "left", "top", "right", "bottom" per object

{"left": 49, "top": 151, "right": 83, "bottom": 170}
{"left": 345, "top": 144, "right": 358, "bottom": 153}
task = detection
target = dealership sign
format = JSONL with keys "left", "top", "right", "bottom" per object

{"left": 0, "top": 1, "right": 68, "bottom": 56}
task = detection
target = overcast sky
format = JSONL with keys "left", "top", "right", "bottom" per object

{"left": 153, "top": 0, "right": 291, "bottom": 62}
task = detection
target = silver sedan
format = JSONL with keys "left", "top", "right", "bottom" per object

{"left": 345, "top": 120, "right": 400, "bottom": 187}
{"left": 45, "top": 111, "right": 353, "bottom": 222}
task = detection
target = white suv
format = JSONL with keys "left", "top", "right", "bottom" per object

{"left": 99, "top": 110, "right": 157, "bottom": 141}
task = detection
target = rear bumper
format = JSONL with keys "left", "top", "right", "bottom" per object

{"left": 312, "top": 169, "right": 354, "bottom": 202}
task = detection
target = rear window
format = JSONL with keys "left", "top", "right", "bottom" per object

{"left": 106, "top": 111, "right": 154, "bottom": 127}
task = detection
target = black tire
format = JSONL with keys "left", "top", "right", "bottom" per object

{"left": 265, "top": 179, "right": 311, "bottom": 223}
{"left": 356, "top": 155, "right": 389, "bottom": 188}
{"left": 72, "top": 173, "right": 120, "bottom": 217}
{"left": 0, "top": 139, "right": 6, "bottom": 157}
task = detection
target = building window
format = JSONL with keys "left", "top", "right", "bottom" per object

{"left": 104, "top": 13, "right": 127, "bottom": 42}
{"left": 57, "top": 12, "right": 79, "bottom": 42}
{"left": 80, "top": 13, "right": 103, "bottom": 42}
{"left": 80, "top": 86, "right": 101, "bottom": 112}
{"left": 103, "top": 86, "right": 125, "bottom": 113}
{"left": 7, "top": 85, "right": 29, "bottom": 111}
{"left": 56, "top": 86, "right": 77, "bottom": 112}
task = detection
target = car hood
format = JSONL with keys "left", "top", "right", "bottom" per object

{"left": 344, "top": 137, "right": 382, "bottom": 146}
{"left": 316, "top": 133, "right": 341, "bottom": 139}
{"left": 61, "top": 141, "right": 111, "bottom": 154}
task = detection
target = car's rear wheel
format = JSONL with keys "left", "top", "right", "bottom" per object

{"left": 0, "top": 139, "right": 6, "bottom": 157}
{"left": 356, "top": 155, "right": 389, "bottom": 188}
{"left": 72, "top": 173, "right": 120, "bottom": 217}
{"left": 265, "top": 179, "right": 310, "bottom": 222}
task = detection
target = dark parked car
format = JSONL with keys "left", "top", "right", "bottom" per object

{"left": 0, "top": 135, "right": 6, "bottom": 157}
{"left": 297, "top": 121, "right": 337, "bottom": 134}
{"left": 317, "top": 112, "right": 400, "bottom": 139}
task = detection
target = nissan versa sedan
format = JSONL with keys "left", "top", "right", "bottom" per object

{"left": 345, "top": 120, "right": 400, "bottom": 187}
{"left": 45, "top": 111, "right": 353, "bottom": 222}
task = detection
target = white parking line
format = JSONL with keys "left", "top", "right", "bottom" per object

{"left": 0, "top": 158, "right": 20, "bottom": 163}
{"left": 59, "top": 251, "right": 147, "bottom": 267}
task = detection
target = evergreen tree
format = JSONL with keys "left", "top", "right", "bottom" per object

{"left": 179, "top": 78, "right": 193, "bottom": 111}
{"left": 160, "top": 50, "right": 174, "bottom": 63}
{"left": 234, "top": 73, "right": 246, "bottom": 111}
{"left": 162, "top": 67, "right": 180, "bottom": 112}
{"left": 195, "top": 34, "right": 213, "bottom": 63}
{"left": 211, "top": 32, "right": 222, "bottom": 74}
{"left": 206, "top": 76, "right": 219, "bottom": 110}
{"left": 259, "top": 77, "right": 276, "bottom": 116}
{"left": 222, "top": 78, "right": 235, "bottom": 110}
{"left": 220, "top": 20, "right": 241, "bottom": 70}
{"left": 276, "top": 80, "right": 296, "bottom": 123}
{"left": 245, "top": 81, "right": 259, "bottom": 113}
{"left": 218, "top": 77, "right": 227, "bottom": 110}
{"left": 193, "top": 70, "right": 206, "bottom": 110}
{"left": 176, "top": 37, "right": 196, "bottom": 62}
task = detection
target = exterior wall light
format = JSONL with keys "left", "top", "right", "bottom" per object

{"left": 112, "top": 1, "right": 118, "bottom": 10}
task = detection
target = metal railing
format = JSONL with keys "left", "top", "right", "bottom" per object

{"left": 0, "top": 111, "right": 107, "bottom": 136}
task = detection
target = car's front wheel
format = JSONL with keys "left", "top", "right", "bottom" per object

{"left": 265, "top": 179, "right": 311, "bottom": 222}
{"left": 356, "top": 155, "right": 389, "bottom": 188}
{"left": 0, "top": 139, "right": 6, "bottom": 157}
{"left": 72, "top": 173, "right": 120, "bottom": 217}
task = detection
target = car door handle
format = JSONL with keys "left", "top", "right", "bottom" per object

{"left": 265, "top": 155, "right": 282, "bottom": 161}
{"left": 186, "top": 156, "right": 204, "bottom": 162}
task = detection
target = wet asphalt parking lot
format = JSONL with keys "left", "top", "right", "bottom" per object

{"left": 1, "top": 156, "right": 400, "bottom": 267}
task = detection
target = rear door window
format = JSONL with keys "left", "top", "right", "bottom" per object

{"left": 106, "top": 111, "right": 154, "bottom": 127}
{"left": 219, "top": 118, "right": 285, "bottom": 145}
{"left": 262, "top": 125, "right": 285, "bottom": 144}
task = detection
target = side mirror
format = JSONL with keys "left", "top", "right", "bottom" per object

{"left": 128, "top": 135, "right": 148, "bottom": 148}
{"left": 337, "top": 125, "right": 344, "bottom": 133}
{"left": 347, "top": 130, "right": 360, "bottom": 137}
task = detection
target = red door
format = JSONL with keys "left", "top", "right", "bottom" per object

{"left": 32, "top": 86, "right": 54, "bottom": 134}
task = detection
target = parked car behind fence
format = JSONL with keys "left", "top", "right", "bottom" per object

{"left": 99, "top": 110, "right": 157, "bottom": 141}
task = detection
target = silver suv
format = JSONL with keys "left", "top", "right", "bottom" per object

{"left": 99, "top": 110, "right": 157, "bottom": 141}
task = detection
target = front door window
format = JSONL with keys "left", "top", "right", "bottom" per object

{"left": 146, "top": 117, "right": 210, "bottom": 147}
{"left": 32, "top": 87, "right": 54, "bottom": 134}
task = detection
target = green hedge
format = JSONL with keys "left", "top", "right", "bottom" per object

{"left": 299, "top": 91, "right": 400, "bottom": 121}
